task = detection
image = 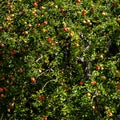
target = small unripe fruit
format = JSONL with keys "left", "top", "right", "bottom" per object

{"left": 102, "top": 12, "right": 107, "bottom": 16}
{"left": 87, "top": 93, "right": 91, "bottom": 97}
{"left": 38, "top": 69, "right": 42, "bottom": 73}
{"left": 99, "top": 54, "right": 104, "bottom": 59}
{"left": 116, "top": 18, "right": 120, "bottom": 23}
{"left": 92, "top": 106, "right": 96, "bottom": 110}
{"left": 23, "top": 31, "right": 28, "bottom": 35}
{"left": 28, "top": 24, "right": 32, "bottom": 27}
{"left": 101, "top": 76, "right": 106, "bottom": 80}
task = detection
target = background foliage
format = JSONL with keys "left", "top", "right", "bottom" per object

{"left": 0, "top": 0, "right": 120, "bottom": 120}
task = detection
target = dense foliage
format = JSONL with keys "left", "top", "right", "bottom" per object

{"left": 0, "top": 0, "right": 120, "bottom": 119}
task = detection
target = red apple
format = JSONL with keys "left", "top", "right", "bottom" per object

{"left": 37, "top": 0, "right": 41, "bottom": 2}
{"left": 60, "top": 8, "right": 65, "bottom": 13}
{"left": 61, "top": 71, "right": 64, "bottom": 75}
{"left": 91, "top": 81, "right": 97, "bottom": 85}
{"left": 65, "top": 87, "right": 69, "bottom": 92}
{"left": 18, "top": 68, "right": 23, "bottom": 73}
{"left": 9, "top": 102, "right": 15, "bottom": 108}
{"left": 117, "top": 84, "right": 120, "bottom": 89}
{"left": 0, "top": 43, "right": 5, "bottom": 48}
{"left": 79, "top": 81, "right": 84, "bottom": 85}
{"left": 112, "top": 2, "right": 117, "bottom": 7}
{"left": 31, "top": 77, "right": 36, "bottom": 83}
{"left": 96, "top": 65, "right": 101, "bottom": 70}
{"left": 0, "top": 88, "right": 3, "bottom": 93}
{"left": 33, "top": 2, "right": 38, "bottom": 7}
{"left": 7, "top": 5, "right": 13, "bottom": 9}
{"left": 43, "top": 21, "right": 48, "bottom": 25}
{"left": 1, "top": 76, "right": 5, "bottom": 80}
{"left": 43, "top": 117, "right": 47, "bottom": 120}
{"left": 82, "top": 10, "right": 87, "bottom": 16}
{"left": 76, "top": 0, "right": 81, "bottom": 3}
{"left": 47, "top": 37, "right": 52, "bottom": 43}
{"left": 1, "top": 94, "right": 5, "bottom": 98}
{"left": 38, "top": 96, "right": 45, "bottom": 101}
{"left": 3, "top": 87, "right": 8, "bottom": 92}
{"left": 63, "top": 27, "right": 69, "bottom": 31}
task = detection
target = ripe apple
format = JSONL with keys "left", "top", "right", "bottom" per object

{"left": 18, "top": 68, "right": 23, "bottom": 73}
{"left": 37, "top": 0, "right": 41, "bottom": 2}
{"left": 33, "top": 2, "right": 38, "bottom": 7}
{"left": 96, "top": 65, "right": 101, "bottom": 70}
{"left": 7, "top": 5, "right": 13, "bottom": 9}
{"left": 1, "top": 93, "right": 5, "bottom": 98}
{"left": 43, "top": 117, "right": 47, "bottom": 120}
{"left": 117, "top": 91, "right": 120, "bottom": 95}
{"left": 61, "top": 71, "right": 64, "bottom": 75}
{"left": 0, "top": 26, "right": 2, "bottom": 29}
{"left": 82, "top": 10, "right": 87, "bottom": 16}
{"left": 76, "top": 0, "right": 81, "bottom": 3}
{"left": 112, "top": 2, "right": 117, "bottom": 7}
{"left": 65, "top": 87, "right": 69, "bottom": 92}
{"left": 47, "top": 37, "right": 52, "bottom": 43}
{"left": 31, "top": 77, "right": 36, "bottom": 83}
{"left": 1, "top": 75, "right": 5, "bottom": 80}
{"left": 65, "top": 42, "right": 69, "bottom": 46}
{"left": 5, "top": 17, "right": 10, "bottom": 21}
{"left": 9, "top": 102, "right": 15, "bottom": 108}
{"left": 10, "top": 49, "right": 17, "bottom": 55}
{"left": 36, "top": 23, "right": 41, "bottom": 27}
{"left": 43, "top": 21, "right": 48, "bottom": 25}
{"left": 60, "top": 8, "right": 65, "bottom": 13}
{"left": 21, "top": 48, "right": 25, "bottom": 52}
{"left": 117, "top": 84, "right": 120, "bottom": 89}
{"left": 79, "top": 81, "right": 84, "bottom": 85}
{"left": 0, "top": 88, "right": 3, "bottom": 93}
{"left": 91, "top": 81, "right": 97, "bottom": 85}
{"left": 38, "top": 96, "right": 45, "bottom": 101}
{"left": 0, "top": 43, "right": 5, "bottom": 48}
{"left": 63, "top": 27, "right": 69, "bottom": 31}
{"left": 3, "top": 87, "right": 8, "bottom": 92}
